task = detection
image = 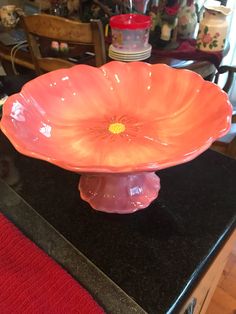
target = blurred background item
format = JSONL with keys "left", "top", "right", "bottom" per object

{"left": 0, "top": 5, "right": 19, "bottom": 27}
{"left": 177, "top": 0, "right": 197, "bottom": 39}
{"left": 149, "top": 0, "right": 181, "bottom": 49}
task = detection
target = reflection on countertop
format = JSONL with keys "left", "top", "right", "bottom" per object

{"left": 0, "top": 130, "right": 235, "bottom": 313}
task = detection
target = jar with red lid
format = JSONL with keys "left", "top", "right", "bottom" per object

{"left": 109, "top": 14, "right": 151, "bottom": 51}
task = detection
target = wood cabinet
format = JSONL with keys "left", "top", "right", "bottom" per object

{"left": 180, "top": 229, "right": 236, "bottom": 314}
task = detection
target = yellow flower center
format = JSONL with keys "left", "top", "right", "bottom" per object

{"left": 108, "top": 122, "right": 126, "bottom": 134}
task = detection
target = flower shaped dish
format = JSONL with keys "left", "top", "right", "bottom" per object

{"left": 0, "top": 62, "right": 232, "bottom": 213}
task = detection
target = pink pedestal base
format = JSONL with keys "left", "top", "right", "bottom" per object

{"left": 78, "top": 172, "right": 161, "bottom": 214}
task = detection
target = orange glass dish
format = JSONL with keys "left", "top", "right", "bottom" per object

{"left": 0, "top": 62, "right": 232, "bottom": 213}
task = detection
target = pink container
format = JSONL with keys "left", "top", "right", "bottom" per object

{"left": 109, "top": 14, "right": 151, "bottom": 51}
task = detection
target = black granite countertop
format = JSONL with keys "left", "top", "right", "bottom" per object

{"left": 0, "top": 131, "right": 236, "bottom": 314}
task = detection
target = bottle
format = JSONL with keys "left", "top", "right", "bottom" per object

{"left": 177, "top": 0, "right": 198, "bottom": 39}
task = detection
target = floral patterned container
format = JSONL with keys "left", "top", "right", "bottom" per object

{"left": 196, "top": 4, "right": 231, "bottom": 52}
{"left": 110, "top": 14, "right": 151, "bottom": 51}
{"left": 177, "top": 0, "right": 198, "bottom": 39}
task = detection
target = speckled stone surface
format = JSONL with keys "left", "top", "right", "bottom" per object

{"left": 0, "top": 131, "right": 235, "bottom": 313}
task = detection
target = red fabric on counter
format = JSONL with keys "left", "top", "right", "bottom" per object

{"left": 106, "top": 36, "right": 227, "bottom": 68}
{"left": 0, "top": 212, "right": 105, "bottom": 314}
{"left": 151, "top": 39, "right": 225, "bottom": 68}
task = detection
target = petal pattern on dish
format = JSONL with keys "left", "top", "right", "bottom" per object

{"left": 0, "top": 62, "right": 232, "bottom": 173}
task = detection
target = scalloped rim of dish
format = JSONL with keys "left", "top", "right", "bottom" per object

{"left": 0, "top": 63, "right": 232, "bottom": 174}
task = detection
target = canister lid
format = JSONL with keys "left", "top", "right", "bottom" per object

{"left": 110, "top": 14, "right": 151, "bottom": 30}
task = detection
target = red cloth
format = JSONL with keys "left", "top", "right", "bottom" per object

{"left": 0, "top": 213, "right": 105, "bottom": 314}
{"left": 151, "top": 39, "right": 225, "bottom": 68}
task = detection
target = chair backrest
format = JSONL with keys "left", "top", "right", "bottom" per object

{"left": 214, "top": 65, "right": 236, "bottom": 122}
{"left": 214, "top": 65, "right": 236, "bottom": 93}
{"left": 22, "top": 14, "right": 106, "bottom": 75}
{"left": 211, "top": 65, "right": 236, "bottom": 157}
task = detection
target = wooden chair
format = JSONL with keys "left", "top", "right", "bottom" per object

{"left": 21, "top": 14, "right": 106, "bottom": 75}
{"left": 211, "top": 65, "right": 236, "bottom": 157}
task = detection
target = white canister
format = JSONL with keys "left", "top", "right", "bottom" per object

{"left": 196, "top": 4, "right": 231, "bottom": 52}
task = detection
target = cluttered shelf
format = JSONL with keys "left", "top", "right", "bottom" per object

{"left": 0, "top": 24, "right": 221, "bottom": 79}
{"left": 0, "top": 1, "right": 230, "bottom": 76}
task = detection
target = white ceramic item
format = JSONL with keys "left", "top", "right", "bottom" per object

{"left": 196, "top": 4, "right": 231, "bottom": 52}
